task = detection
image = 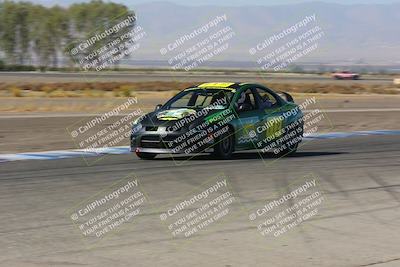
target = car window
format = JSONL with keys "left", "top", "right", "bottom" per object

{"left": 255, "top": 88, "right": 278, "bottom": 109}
{"left": 237, "top": 89, "right": 257, "bottom": 111}
{"left": 167, "top": 89, "right": 233, "bottom": 109}
{"left": 193, "top": 94, "right": 211, "bottom": 107}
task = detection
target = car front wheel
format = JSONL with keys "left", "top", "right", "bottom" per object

{"left": 212, "top": 128, "right": 234, "bottom": 159}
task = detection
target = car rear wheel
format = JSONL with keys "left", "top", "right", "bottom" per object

{"left": 280, "top": 142, "right": 298, "bottom": 156}
{"left": 212, "top": 128, "right": 234, "bottom": 159}
{"left": 136, "top": 151, "right": 157, "bottom": 160}
{"left": 279, "top": 123, "right": 303, "bottom": 156}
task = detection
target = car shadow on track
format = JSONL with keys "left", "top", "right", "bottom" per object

{"left": 154, "top": 151, "right": 347, "bottom": 161}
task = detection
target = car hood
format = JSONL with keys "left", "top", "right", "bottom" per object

{"left": 156, "top": 108, "right": 197, "bottom": 121}
{"left": 140, "top": 108, "right": 228, "bottom": 127}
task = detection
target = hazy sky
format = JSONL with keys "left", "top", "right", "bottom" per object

{"left": 27, "top": 0, "right": 400, "bottom": 6}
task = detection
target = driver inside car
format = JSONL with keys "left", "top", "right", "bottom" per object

{"left": 259, "top": 94, "right": 273, "bottom": 109}
{"left": 237, "top": 91, "right": 254, "bottom": 111}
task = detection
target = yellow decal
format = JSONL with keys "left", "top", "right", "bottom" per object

{"left": 244, "top": 124, "right": 254, "bottom": 132}
{"left": 198, "top": 82, "right": 235, "bottom": 88}
{"left": 266, "top": 117, "right": 284, "bottom": 138}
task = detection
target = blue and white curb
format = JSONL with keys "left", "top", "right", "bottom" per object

{"left": 1, "top": 130, "right": 400, "bottom": 163}
{"left": 303, "top": 130, "right": 400, "bottom": 140}
{"left": 0, "top": 146, "right": 131, "bottom": 163}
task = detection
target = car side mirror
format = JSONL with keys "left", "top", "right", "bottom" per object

{"left": 155, "top": 104, "right": 162, "bottom": 111}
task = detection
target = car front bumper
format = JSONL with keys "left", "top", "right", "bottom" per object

{"left": 131, "top": 131, "right": 214, "bottom": 155}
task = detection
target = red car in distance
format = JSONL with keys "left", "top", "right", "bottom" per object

{"left": 332, "top": 71, "right": 360, "bottom": 80}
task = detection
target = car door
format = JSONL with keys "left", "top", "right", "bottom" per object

{"left": 253, "top": 87, "right": 286, "bottom": 148}
{"left": 234, "top": 88, "right": 263, "bottom": 149}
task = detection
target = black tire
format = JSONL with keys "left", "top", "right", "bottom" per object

{"left": 136, "top": 151, "right": 157, "bottom": 160}
{"left": 279, "top": 142, "right": 298, "bottom": 156}
{"left": 278, "top": 123, "right": 303, "bottom": 157}
{"left": 212, "top": 127, "right": 234, "bottom": 159}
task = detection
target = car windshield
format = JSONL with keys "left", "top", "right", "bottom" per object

{"left": 165, "top": 88, "right": 234, "bottom": 110}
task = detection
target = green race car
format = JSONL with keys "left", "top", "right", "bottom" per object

{"left": 131, "top": 82, "right": 304, "bottom": 159}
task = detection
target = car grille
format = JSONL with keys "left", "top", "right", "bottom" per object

{"left": 140, "top": 135, "right": 175, "bottom": 149}
{"left": 145, "top": 126, "right": 158, "bottom": 131}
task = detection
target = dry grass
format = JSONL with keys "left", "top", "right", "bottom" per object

{"left": 0, "top": 81, "right": 194, "bottom": 92}
{"left": 0, "top": 81, "right": 399, "bottom": 97}
{"left": 9, "top": 86, "right": 23, "bottom": 97}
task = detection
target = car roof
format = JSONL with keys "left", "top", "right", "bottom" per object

{"left": 197, "top": 82, "right": 241, "bottom": 89}
{"left": 185, "top": 82, "right": 256, "bottom": 91}
{"left": 184, "top": 82, "right": 269, "bottom": 93}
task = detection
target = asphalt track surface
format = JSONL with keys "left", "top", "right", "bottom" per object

{"left": 1, "top": 135, "right": 400, "bottom": 267}
{"left": 0, "top": 71, "right": 394, "bottom": 84}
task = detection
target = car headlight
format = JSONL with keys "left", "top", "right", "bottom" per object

{"left": 131, "top": 123, "right": 142, "bottom": 135}
{"left": 132, "top": 123, "right": 142, "bottom": 130}
{"left": 188, "top": 123, "right": 196, "bottom": 131}
{"left": 133, "top": 115, "right": 145, "bottom": 126}
{"left": 132, "top": 115, "right": 145, "bottom": 134}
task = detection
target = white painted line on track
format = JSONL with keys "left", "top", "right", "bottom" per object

{"left": 1, "top": 130, "right": 400, "bottom": 163}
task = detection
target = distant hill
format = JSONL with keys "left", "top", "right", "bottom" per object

{"left": 131, "top": 1, "right": 400, "bottom": 64}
